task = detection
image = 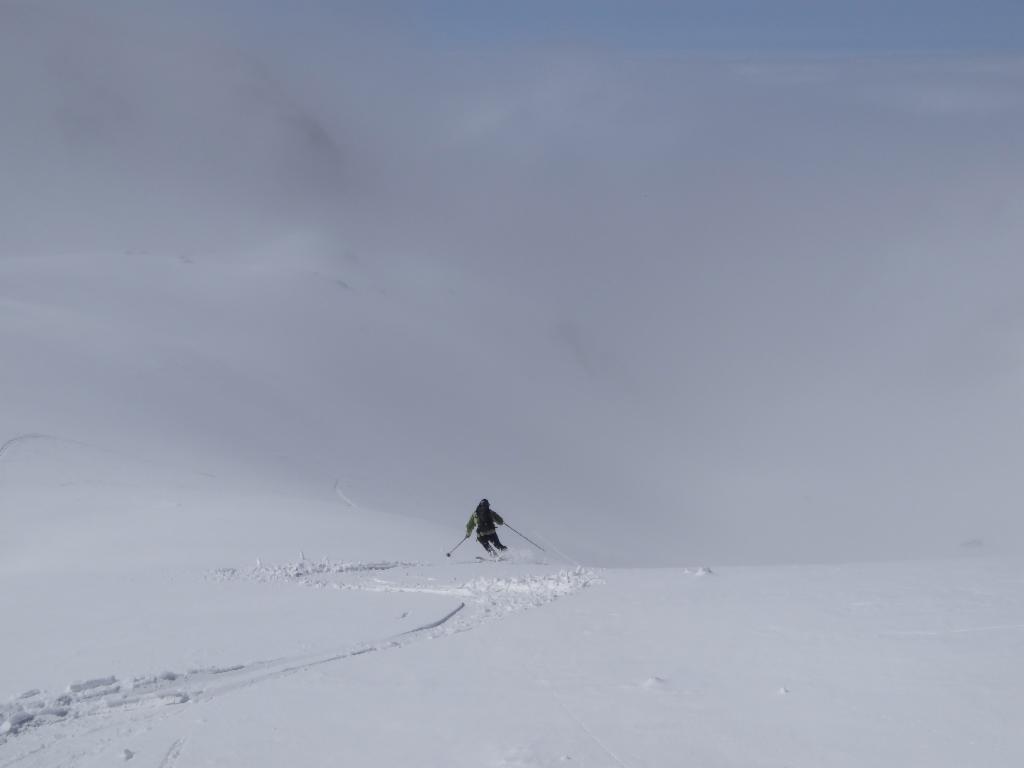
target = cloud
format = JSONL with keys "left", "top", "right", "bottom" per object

{"left": 3, "top": 2, "right": 1023, "bottom": 564}
{"left": 0, "top": 2, "right": 345, "bottom": 254}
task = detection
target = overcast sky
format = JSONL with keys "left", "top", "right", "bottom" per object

{"left": 207, "top": 0, "right": 1024, "bottom": 53}
{"left": 2, "top": 1, "right": 1023, "bottom": 565}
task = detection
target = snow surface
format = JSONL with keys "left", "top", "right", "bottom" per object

{"left": 4, "top": 12, "right": 1023, "bottom": 762}
{"left": 2, "top": 437, "right": 1023, "bottom": 765}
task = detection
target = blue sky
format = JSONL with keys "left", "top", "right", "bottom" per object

{"left": 414, "top": 0, "right": 1024, "bottom": 53}
{"left": 224, "top": 0, "right": 1024, "bottom": 54}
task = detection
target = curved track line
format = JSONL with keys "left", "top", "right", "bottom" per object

{"left": 157, "top": 737, "right": 186, "bottom": 768}
{"left": 0, "top": 602, "right": 467, "bottom": 768}
{"left": 0, "top": 434, "right": 53, "bottom": 462}
{"left": 554, "top": 694, "right": 632, "bottom": 768}
{"left": 1, "top": 566, "right": 594, "bottom": 767}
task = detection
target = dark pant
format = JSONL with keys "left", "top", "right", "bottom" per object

{"left": 478, "top": 533, "right": 507, "bottom": 554}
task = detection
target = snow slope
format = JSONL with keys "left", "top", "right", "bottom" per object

{"left": 3, "top": 246, "right": 1022, "bottom": 767}
{"left": 3, "top": 268, "right": 1024, "bottom": 764}
{"left": 4, "top": 8, "right": 1023, "bottom": 762}
{"left": 2, "top": 438, "right": 1023, "bottom": 766}
{"left": 3, "top": 549, "right": 1022, "bottom": 763}
{"left": 0, "top": 247, "right": 652, "bottom": 566}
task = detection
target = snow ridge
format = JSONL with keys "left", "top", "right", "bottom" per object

{"left": 0, "top": 601, "right": 466, "bottom": 748}
{"left": 209, "top": 558, "right": 421, "bottom": 585}
{"left": 0, "top": 560, "right": 596, "bottom": 757}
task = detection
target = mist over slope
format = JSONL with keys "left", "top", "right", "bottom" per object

{"left": 3, "top": 3, "right": 1024, "bottom": 565}
{"left": 1, "top": 246, "right": 627, "bottom": 564}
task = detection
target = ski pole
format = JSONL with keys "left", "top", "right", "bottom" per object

{"left": 503, "top": 523, "right": 545, "bottom": 552}
{"left": 446, "top": 534, "right": 470, "bottom": 557}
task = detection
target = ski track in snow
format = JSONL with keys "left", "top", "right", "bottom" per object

{"left": 212, "top": 557, "right": 599, "bottom": 613}
{"left": 0, "top": 434, "right": 53, "bottom": 462}
{"left": 0, "top": 560, "right": 597, "bottom": 766}
{"left": 553, "top": 693, "right": 632, "bottom": 768}
{"left": 157, "top": 737, "right": 186, "bottom": 768}
{"left": 208, "top": 558, "right": 422, "bottom": 585}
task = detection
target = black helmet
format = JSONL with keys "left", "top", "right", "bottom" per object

{"left": 480, "top": 498, "right": 489, "bottom": 507}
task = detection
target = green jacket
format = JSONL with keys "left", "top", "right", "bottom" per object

{"left": 466, "top": 510, "right": 504, "bottom": 537}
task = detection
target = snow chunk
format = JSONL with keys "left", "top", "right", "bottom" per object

{"left": 68, "top": 676, "right": 117, "bottom": 693}
{"left": 159, "top": 691, "right": 190, "bottom": 705}
{"left": 642, "top": 676, "right": 671, "bottom": 690}
{"left": 129, "top": 671, "right": 179, "bottom": 691}
{"left": 0, "top": 711, "right": 34, "bottom": 735}
{"left": 682, "top": 566, "right": 714, "bottom": 576}
{"left": 462, "top": 568, "right": 597, "bottom": 606}
{"left": 188, "top": 664, "right": 244, "bottom": 675}
{"left": 211, "top": 559, "right": 421, "bottom": 586}
{"left": 75, "top": 683, "right": 121, "bottom": 700}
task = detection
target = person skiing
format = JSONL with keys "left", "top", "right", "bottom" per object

{"left": 466, "top": 498, "right": 507, "bottom": 555}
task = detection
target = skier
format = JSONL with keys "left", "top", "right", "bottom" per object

{"left": 466, "top": 498, "right": 507, "bottom": 555}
